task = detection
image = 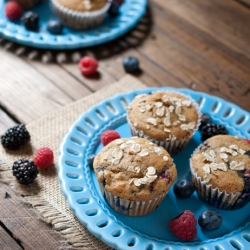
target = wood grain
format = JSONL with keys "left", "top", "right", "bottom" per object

{"left": 0, "top": 182, "right": 69, "bottom": 249}
{"left": 0, "top": 107, "right": 17, "bottom": 135}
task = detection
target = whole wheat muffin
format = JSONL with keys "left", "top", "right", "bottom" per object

{"left": 93, "top": 137, "right": 177, "bottom": 216}
{"left": 190, "top": 135, "right": 250, "bottom": 210}
{"left": 127, "top": 91, "right": 200, "bottom": 155}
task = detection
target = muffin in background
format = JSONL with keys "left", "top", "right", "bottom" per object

{"left": 127, "top": 91, "right": 200, "bottom": 155}
{"left": 190, "top": 135, "right": 250, "bottom": 210}
{"left": 93, "top": 137, "right": 177, "bottom": 216}
{"left": 51, "top": 0, "right": 111, "bottom": 30}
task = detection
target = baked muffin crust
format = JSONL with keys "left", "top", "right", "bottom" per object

{"left": 93, "top": 137, "right": 177, "bottom": 201}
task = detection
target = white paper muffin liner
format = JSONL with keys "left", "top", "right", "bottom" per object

{"left": 127, "top": 91, "right": 201, "bottom": 155}
{"left": 98, "top": 182, "right": 167, "bottom": 216}
{"left": 51, "top": 0, "right": 111, "bottom": 30}
{"left": 190, "top": 146, "right": 250, "bottom": 210}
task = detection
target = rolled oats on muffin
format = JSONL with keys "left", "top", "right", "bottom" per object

{"left": 93, "top": 137, "right": 177, "bottom": 216}
{"left": 190, "top": 135, "right": 250, "bottom": 210}
{"left": 127, "top": 91, "right": 200, "bottom": 155}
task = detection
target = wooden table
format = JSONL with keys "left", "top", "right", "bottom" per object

{"left": 0, "top": 0, "right": 250, "bottom": 249}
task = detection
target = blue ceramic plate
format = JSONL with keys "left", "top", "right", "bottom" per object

{"left": 58, "top": 88, "right": 250, "bottom": 250}
{"left": 0, "top": 0, "right": 147, "bottom": 49}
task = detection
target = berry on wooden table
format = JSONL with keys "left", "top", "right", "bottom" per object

{"left": 198, "top": 210, "right": 222, "bottom": 231}
{"left": 79, "top": 56, "right": 98, "bottom": 75}
{"left": 173, "top": 178, "right": 195, "bottom": 199}
{"left": 101, "top": 130, "right": 120, "bottom": 146}
{"left": 34, "top": 147, "right": 54, "bottom": 169}
{"left": 169, "top": 210, "right": 197, "bottom": 241}
{"left": 21, "top": 11, "right": 39, "bottom": 30}
{"left": 5, "top": 1, "right": 23, "bottom": 20}
{"left": 1, "top": 124, "right": 30, "bottom": 150}
{"left": 201, "top": 123, "right": 228, "bottom": 141}
{"left": 12, "top": 159, "right": 39, "bottom": 185}
{"left": 47, "top": 20, "right": 63, "bottom": 34}
{"left": 123, "top": 56, "right": 139, "bottom": 73}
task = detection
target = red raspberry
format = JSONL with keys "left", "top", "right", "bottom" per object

{"left": 34, "top": 147, "right": 54, "bottom": 169}
{"left": 79, "top": 56, "right": 98, "bottom": 75}
{"left": 101, "top": 130, "right": 120, "bottom": 146}
{"left": 169, "top": 210, "right": 197, "bottom": 241}
{"left": 5, "top": 1, "right": 23, "bottom": 21}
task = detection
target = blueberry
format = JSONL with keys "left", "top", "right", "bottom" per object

{"left": 198, "top": 210, "right": 222, "bottom": 231}
{"left": 47, "top": 20, "right": 63, "bottom": 35}
{"left": 108, "top": 2, "right": 120, "bottom": 16}
{"left": 199, "top": 113, "right": 212, "bottom": 131}
{"left": 87, "top": 154, "right": 96, "bottom": 168}
{"left": 123, "top": 56, "right": 139, "bottom": 73}
{"left": 173, "top": 178, "right": 195, "bottom": 199}
{"left": 21, "top": 11, "right": 39, "bottom": 31}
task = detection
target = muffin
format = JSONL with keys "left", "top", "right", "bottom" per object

{"left": 190, "top": 135, "right": 250, "bottom": 210}
{"left": 16, "top": 0, "right": 45, "bottom": 8}
{"left": 93, "top": 137, "right": 177, "bottom": 216}
{"left": 127, "top": 91, "right": 200, "bottom": 155}
{"left": 51, "top": 0, "right": 111, "bottom": 30}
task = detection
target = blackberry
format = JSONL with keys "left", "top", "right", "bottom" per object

{"left": 199, "top": 113, "right": 212, "bottom": 131}
{"left": 21, "top": 11, "right": 39, "bottom": 30}
{"left": 243, "top": 170, "right": 250, "bottom": 193}
{"left": 245, "top": 150, "right": 250, "bottom": 157}
{"left": 1, "top": 124, "right": 30, "bottom": 150}
{"left": 12, "top": 159, "right": 39, "bottom": 185}
{"left": 201, "top": 123, "right": 227, "bottom": 141}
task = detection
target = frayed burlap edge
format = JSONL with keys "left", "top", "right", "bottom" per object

{"left": 0, "top": 75, "right": 146, "bottom": 249}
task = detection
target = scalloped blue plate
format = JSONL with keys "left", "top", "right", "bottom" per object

{"left": 58, "top": 88, "right": 250, "bottom": 250}
{"left": 0, "top": 0, "right": 147, "bottom": 49}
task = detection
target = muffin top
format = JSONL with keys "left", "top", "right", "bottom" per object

{"left": 191, "top": 135, "right": 250, "bottom": 194}
{"left": 127, "top": 92, "right": 199, "bottom": 141}
{"left": 93, "top": 137, "right": 177, "bottom": 201}
{"left": 57, "top": 0, "right": 107, "bottom": 12}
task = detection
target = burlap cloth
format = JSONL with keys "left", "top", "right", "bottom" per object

{"left": 0, "top": 75, "right": 146, "bottom": 249}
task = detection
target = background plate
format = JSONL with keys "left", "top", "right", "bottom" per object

{"left": 58, "top": 88, "right": 250, "bottom": 250}
{"left": 0, "top": 0, "right": 147, "bottom": 49}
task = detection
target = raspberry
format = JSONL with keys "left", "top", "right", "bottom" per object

{"left": 169, "top": 210, "right": 197, "bottom": 241}
{"left": 5, "top": 1, "right": 23, "bottom": 21}
{"left": 244, "top": 139, "right": 250, "bottom": 144}
{"left": 79, "top": 56, "right": 98, "bottom": 76}
{"left": 101, "top": 130, "right": 120, "bottom": 146}
{"left": 34, "top": 147, "right": 54, "bottom": 169}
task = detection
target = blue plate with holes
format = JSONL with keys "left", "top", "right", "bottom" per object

{"left": 0, "top": 0, "right": 147, "bottom": 49}
{"left": 58, "top": 88, "right": 250, "bottom": 250}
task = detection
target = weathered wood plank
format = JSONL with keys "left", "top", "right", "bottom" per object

{"left": 0, "top": 182, "right": 69, "bottom": 249}
{"left": 236, "top": 0, "right": 250, "bottom": 8}
{"left": 153, "top": 0, "right": 250, "bottom": 59}
{"left": 0, "top": 108, "right": 17, "bottom": 135}
{"left": 0, "top": 223, "right": 22, "bottom": 250}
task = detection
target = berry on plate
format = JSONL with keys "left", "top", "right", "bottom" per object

{"left": 169, "top": 210, "right": 197, "bottom": 241}
{"left": 201, "top": 123, "right": 228, "bottom": 141}
{"left": 173, "top": 178, "right": 195, "bottom": 199}
{"left": 101, "top": 130, "right": 120, "bottom": 146}
{"left": 199, "top": 113, "right": 212, "bottom": 131}
{"left": 47, "top": 20, "right": 63, "bottom": 34}
{"left": 79, "top": 56, "right": 98, "bottom": 76}
{"left": 108, "top": 1, "right": 120, "bottom": 16}
{"left": 12, "top": 158, "right": 39, "bottom": 185}
{"left": 21, "top": 11, "right": 39, "bottom": 30}
{"left": 198, "top": 210, "right": 222, "bottom": 231}
{"left": 244, "top": 139, "right": 250, "bottom": 144}
{"left": 5, "top": 1, "right": 23, "bottom": 20}
{"left": 1, "top": 124, "right": 30, "bottom": 150}
{"left": 34, "top": 147, "right": 54, "bottom": 169}
{"left": 123, "top": 56, "right": 139, "bottom": 73}
{"left": 87, "top": 154, "right": 96, "bottom": 169}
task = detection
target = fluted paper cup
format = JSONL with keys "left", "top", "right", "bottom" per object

{"left": 98, "top": 182, "right": 167, "bottom": 216}
{"left": 51, "top": 0, "right": 111, "bottom": 30}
